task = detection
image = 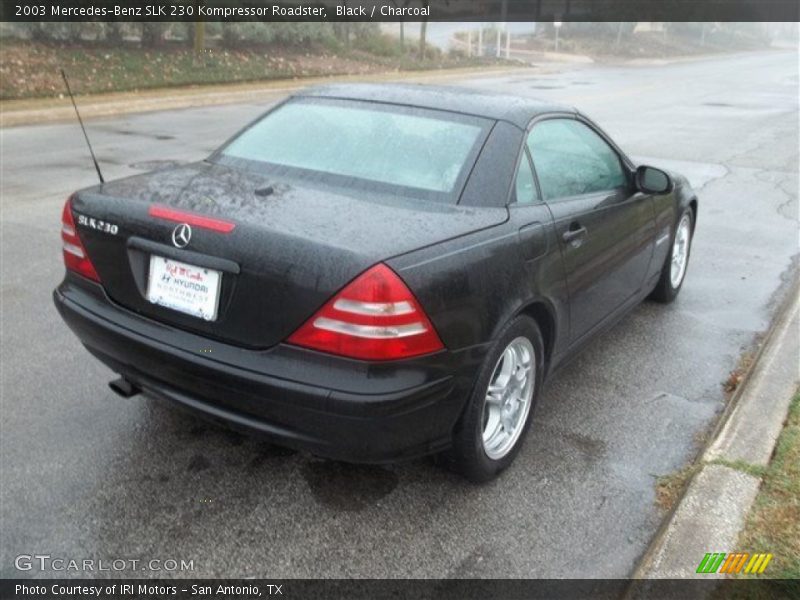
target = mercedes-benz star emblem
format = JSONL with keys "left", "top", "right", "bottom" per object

{"left": 172, "top": 223, "right": 192, "bottom": 248}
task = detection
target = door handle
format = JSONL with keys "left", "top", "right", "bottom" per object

{"left": 562, "top": 225, "right": 588, "bottom": 243}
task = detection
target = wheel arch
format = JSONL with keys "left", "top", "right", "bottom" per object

{"left": 688, "top": 197, "right": 698, "bottom": 232}
{"left": 517, "top": 300, "right": 556, "bottom": 371}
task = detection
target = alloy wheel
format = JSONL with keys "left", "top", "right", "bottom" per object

{"left": 670, "top": 214, "right": 692, "bottom": 288}
{"left": 481, "top": 336, "right": 535, "bottom": 460}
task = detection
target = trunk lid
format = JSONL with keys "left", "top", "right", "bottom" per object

{"left": 73, "top": 161, "right": 507, "bottom": 348}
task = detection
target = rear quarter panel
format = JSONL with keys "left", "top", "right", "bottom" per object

{"left": 388, "top": 206, "right": 569, "bottom": 368}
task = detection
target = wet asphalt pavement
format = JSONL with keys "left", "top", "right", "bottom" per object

{"left": 1, "top": 50, "right": 797, "bottom": 578}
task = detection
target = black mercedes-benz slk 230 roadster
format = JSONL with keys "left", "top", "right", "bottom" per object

{"left": 54, "top": 84, "right": 697, "bottom": 481}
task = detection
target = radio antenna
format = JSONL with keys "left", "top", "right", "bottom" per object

{"left": 60, "top": 69, "right": 104, "bottom": 183}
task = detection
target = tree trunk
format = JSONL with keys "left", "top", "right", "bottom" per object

{"left": 105, "top": 23, "right": 123, "bottom": 45}
{"left": 141, "top": 24, "right": 164, "bottom": 48}
{"left": 419, "top": 19, "right": 427, "bottom": 59}
{"left": 192, "top": 1, "right": 205, "bottom": 54}
{"left": 335, "top": 3, "right": 350, "bottom": 47}
{"left": 194, "top": 21, "right": 205, "bottom": 55}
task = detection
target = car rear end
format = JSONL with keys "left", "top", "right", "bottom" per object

{"left": 53, "top": 94, "right": 512, "bottom": 462}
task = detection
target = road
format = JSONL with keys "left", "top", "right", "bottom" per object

{"left": 1, "top": 50, "right": 797, "bottom": 578}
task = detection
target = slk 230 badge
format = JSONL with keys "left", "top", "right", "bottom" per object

{"left": 76, "top": 213, "right": 119, "bottom": 235}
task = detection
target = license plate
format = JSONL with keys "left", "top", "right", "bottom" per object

{"left": 146, "top": 255, "right": 221, "bottom": 321}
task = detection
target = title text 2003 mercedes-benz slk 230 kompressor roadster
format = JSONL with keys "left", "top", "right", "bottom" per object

{"left": 54, "top": 85, "right": 697, "bottom": 482}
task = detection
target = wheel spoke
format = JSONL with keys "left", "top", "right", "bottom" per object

{"left": 514, "top": 347, "right": 530, "bottom": 381}
{"left": 482, "top": 406, "right": 501, "bottom": 443}
{"left": 487, "top": 425, "right": 509, "bottom": 451}
{"left": 485, "top": 387, "right": 504, "bottom": 406}
{"left": 502, "top": 347, "right": 517, "bottom": 381}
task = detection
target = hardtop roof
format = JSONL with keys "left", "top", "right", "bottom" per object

{"left": 295, "top": 83, "right": 575, "bottom": 128}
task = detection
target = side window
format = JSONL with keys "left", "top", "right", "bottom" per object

{"left": 514, "top": 151, "right": 539, "bottom": 204}
{"left": 527, "top": 119, "right": 626, "bottom": 201}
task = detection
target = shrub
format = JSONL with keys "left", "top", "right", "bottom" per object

{"left": 353, "top": 32, "right": 403, "bottom": 57}
{"left": 220, "top": 23, "right": 337, "bottom": 48}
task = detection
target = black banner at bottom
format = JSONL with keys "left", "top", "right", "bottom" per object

{"left": 2, "top": 579, "right": 798, "bottom": 600}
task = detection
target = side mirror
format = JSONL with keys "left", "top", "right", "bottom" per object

{"left": 636, "top": 165, "right": 672, "bottom": 194}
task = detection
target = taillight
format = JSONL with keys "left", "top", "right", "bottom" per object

{"left": 287, "top": 263, "right": 444, "bottom": 361}
{"left": 61, "top": 196, "right": 100, "bottom": 282}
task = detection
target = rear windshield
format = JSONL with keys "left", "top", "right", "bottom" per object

{"left": 215, "top": 98, "right": 490, "bottom": 201}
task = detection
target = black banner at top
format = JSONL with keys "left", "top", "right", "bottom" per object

{"left": 2, "top": 0, "right": 799, "bottom": 23}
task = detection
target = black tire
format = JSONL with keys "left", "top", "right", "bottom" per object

{"left": 650, "top": 208, "right": 694, "bottom": 304}
{"left": 440, "top": 315, "right": 545, "bottom": 483}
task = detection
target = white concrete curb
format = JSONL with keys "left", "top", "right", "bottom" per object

{"left": 632, "top": 285, "right": 799, "bottom": 582}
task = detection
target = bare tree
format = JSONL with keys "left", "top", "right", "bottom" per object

{"left": 614, "top": 22, "right": 637, "bottom": 49}
{"left": 333, "top": 1, "right": 351, "bottom": 48}
{"left": 105, "top": 23, "right": 123, "bottom": 45}
{"left": 389, "top": 1, "right": 412, "bottom": 50}
{"left": 419, "top": 0, "right": 430, "bottom": 59}
{"left": 140, "top": 24, "right": 165, "bottom": 47}
{"left": 193, "top": 0, "right": 206, "bottom": 55}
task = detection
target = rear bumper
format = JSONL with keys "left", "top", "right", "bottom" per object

{"left": 53, "top": 274, "right": 485, "bottom": 463}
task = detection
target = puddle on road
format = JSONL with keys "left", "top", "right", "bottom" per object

{"left": 140, "top": 472, "right": 171, "bottom": 484}
{"left": 129, "top": 159, "right": 185, "bottom": 171}
{"left": 562, "top": 430, "right": 607, "bottom": 457}
{"left": 187, "top": 453, "right": 212, "bottom": 472}
{"left": 302, "top": 460, "right": 398, "bottom": 512}
{"left": 248, "top": 442, "right": 298, "bottom": 469}
{"left": 113, "top": 128, "right": 175, "bottom": 141}
{"left": 222, "top": 429, "right": 246, "bottom": 447}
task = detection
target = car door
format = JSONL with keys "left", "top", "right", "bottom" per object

{"left": 508, "top": 141, "right": 555, "bottom": 255}
{"left": 527, "top": 116, "right": 656, "bottom": 344}
{"left": 507, "top": 145, "right": 571, "bottom": 360}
